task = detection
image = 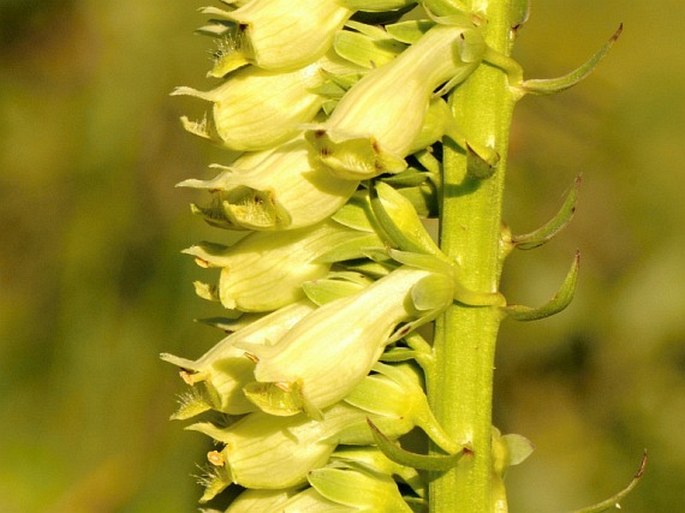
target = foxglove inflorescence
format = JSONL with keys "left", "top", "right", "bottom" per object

{"left": 163, "top": 0, "right": 622, "bottom": 510}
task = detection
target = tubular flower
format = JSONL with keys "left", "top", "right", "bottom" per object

{"left": 204, "top": 0, "right": 354, "bottom": 74}
{"left": 178, "top": 137, "right": 359, "bottom": 230}
{"left": 243, "top": 266, "right": 453, "bottom": 416}
{"left": 305, "top": 22, "right": 486, "bottom": 179}
{"left": 183, "top": 220, "right": 381, "bottom": 311}
{"left": 190, "top": 378, "right": 418, "bottom": 497}
{"left": 160, "top": 300, "right": 317, "bottom": 416}
{"left": 173, "top": 53, "right": 360, "bottom": 152}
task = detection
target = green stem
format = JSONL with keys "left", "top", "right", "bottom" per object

{"left": 428, "top": 3, "right": 516, "bottom": 513}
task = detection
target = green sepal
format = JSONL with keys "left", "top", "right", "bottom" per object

{"left": 512, "top": 175, "right": 581, "bottom": 250}
{"left": 423, "top": 0, "right": 472, "bottom": 19}
{"left": 311, "top": 79, "right": 348, "bottom": 101}
{"left": 504, "top": 251, "right": 580, "bottom": 321}
{"left": 343, "top": 260, "right": 395, "bottom": 279}
{"left": 315, "top": 233, "right": 385, "bottom": 263}
{"left": 564, "top": 452, "right": 647, "bottom": 513}
{"left": 334, "top": 22, "right": 405, "bottom": 69}
{"left": 320, "top": 70, "right": 364, "bottom": 95}
{"left": 367, "top": 419, "right": 465, "bottom": 471}
{"left": 322, "top": 99, "right": 339, "bottom": 116}
{"left": 331, "top": 447, "right": 426, "bottom": 498}
{"left": 331, "top": 192, "right": 375, "bottom": 232}
{"left": 371, "top": 182, "right": 442, "bottom": 256}
{"left": 517, "top": 24, "right": 623, "bottom": 97}
{"left": 384, "top": 331, "right": 435, "bottom": 373}
{"left": 309, "top": 465, "right": 413, "bottom": 513}
{"left": 381, "top": 167, "right": 430, "bottom": 188}
{"left": 413, "top": 148, "right": 441, "bottom": 176}
{"left": 379, "top": 348, "right": 421, "bottom": 363}
{"left": 394, "top": 185, "right": 437, "bottom": 218}
{"left": 302, "top": 272, "right": 373, "bottom": 306}
{"left": 387, "top": 249, "right": 451, "bottom": 275}
{"left": 385, "top": 19, "right": 435, "bottom": 44}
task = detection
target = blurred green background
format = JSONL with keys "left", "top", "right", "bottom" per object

{"left": 0, "top": 1, "right": 683, "bottom": 512}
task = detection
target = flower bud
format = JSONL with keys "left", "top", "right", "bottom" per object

{"left": 205, "top": 0, "right": 353, "bottom": 75}
{"left": 178, "top": 138, "right": 359, "bottom": 230}
{"left": 305, "top": 23, "right": 485, "bottom": 179}
{"left": 243, "top": 267, "right": 452, "bottom": 416}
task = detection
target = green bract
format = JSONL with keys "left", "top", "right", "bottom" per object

{"left": 305, "top": 22, "right": 485, "bottom": 179}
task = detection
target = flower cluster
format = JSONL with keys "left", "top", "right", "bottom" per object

{"left": 165, "top": 1, "right": 503, "bottom": 510}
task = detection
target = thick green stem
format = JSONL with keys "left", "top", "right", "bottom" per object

{"left": 428, "top": 3, "right": 516, "bottom": 513}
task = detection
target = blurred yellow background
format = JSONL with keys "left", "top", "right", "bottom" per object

{"left": 1, "top": 1, "right": 683, "bottom": 512}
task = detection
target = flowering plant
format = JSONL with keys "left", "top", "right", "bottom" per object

{"left": 166, "top": 2, "right": 639, "bottom": 512}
